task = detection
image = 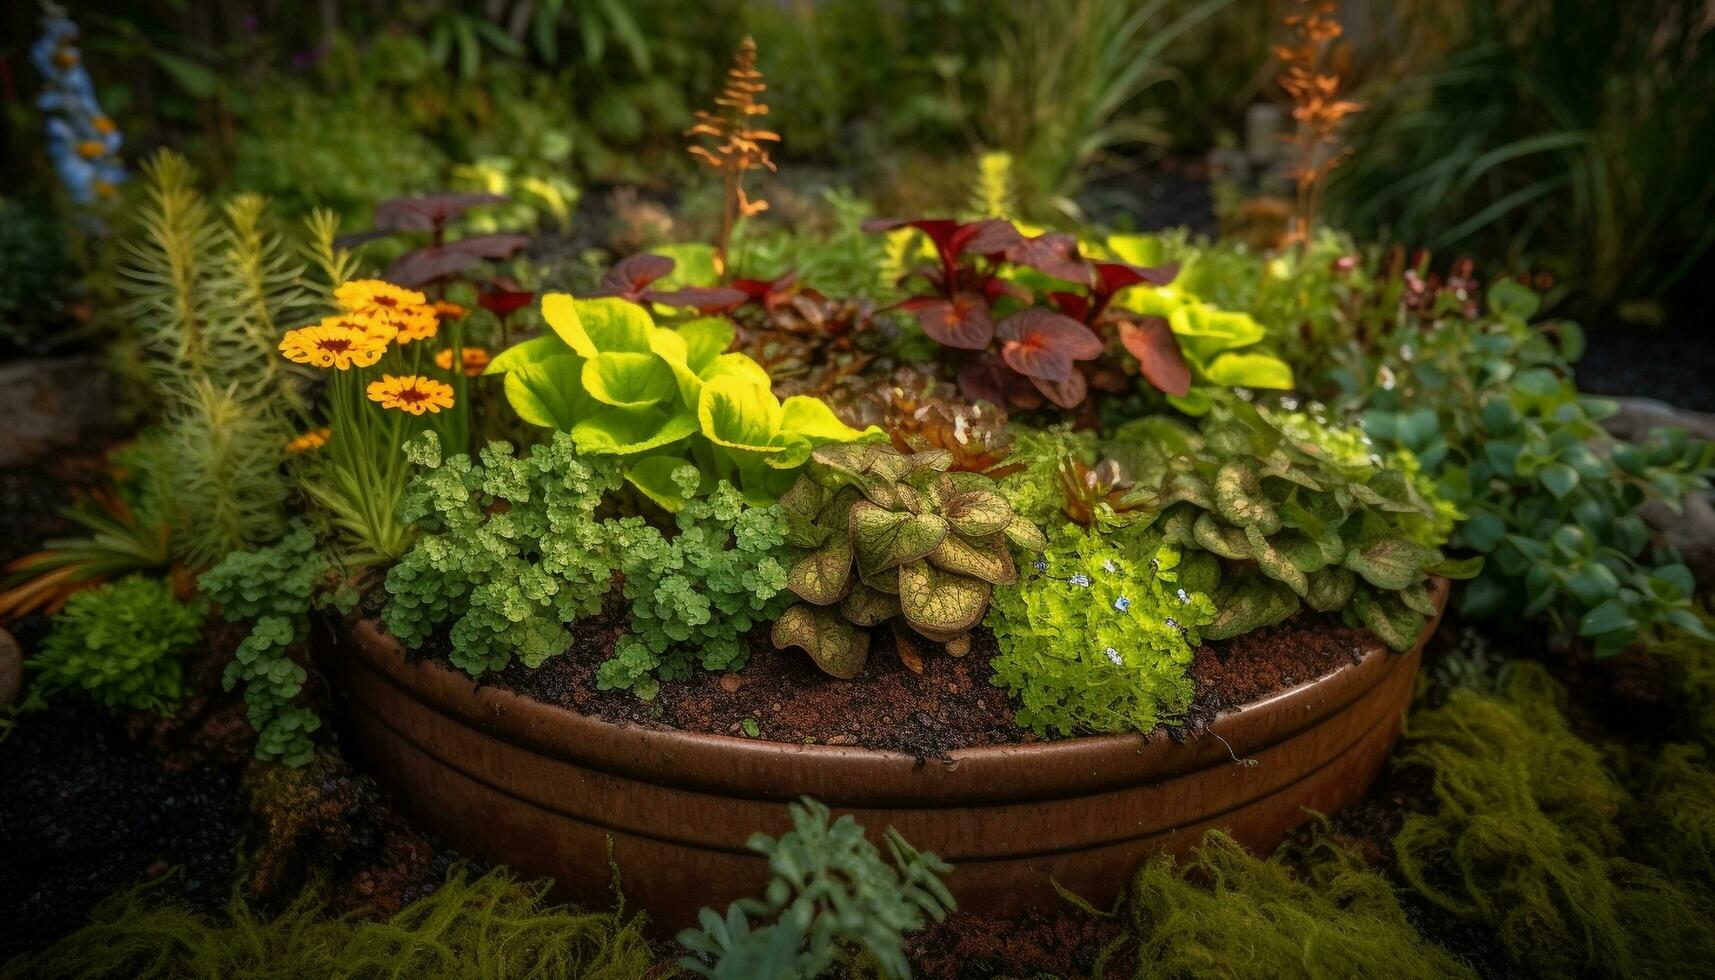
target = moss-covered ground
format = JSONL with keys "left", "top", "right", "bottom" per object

{"left": 6, "top": 618, "right": 1715, "bottom": 978}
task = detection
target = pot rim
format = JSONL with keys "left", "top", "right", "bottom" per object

{"left": 336, "top": 577, "right": 1447, "bottom": 807}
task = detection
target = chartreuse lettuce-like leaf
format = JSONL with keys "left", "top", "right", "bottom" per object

{"left": 490, "top": 293, "right": 873, "bottom": 508}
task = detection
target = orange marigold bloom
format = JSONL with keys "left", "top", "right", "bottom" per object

{"left": 434, "top": 346, "right": 491, "bottom": 377}
{"left": 367, "top": 374, "right": 455, "bottom": 415}
{"left": 432, "top": 300, "right": 469, "bottom": 321}
{"left": 279, "top": 320, "right": 388, "bottom": 370}
{"left": 286, "top": 427, "right": 331, "bottom": 453}
{"left": 336, "top": 279, "right": 439, "bottom": 344}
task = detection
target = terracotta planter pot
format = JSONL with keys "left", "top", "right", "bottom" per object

{"left": 323, "top": 577, "right": 1448, "bottom": 936}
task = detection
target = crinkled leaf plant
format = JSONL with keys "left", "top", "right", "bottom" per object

{"left": 770, "top": 443, "right": 1046, "bottom": 678}
{"left": 487, "top": 294, "right": 875, "bottom": 510}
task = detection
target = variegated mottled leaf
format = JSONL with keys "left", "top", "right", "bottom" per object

{"left": 788, "top": 536, "right": 853, "bottom": 605}
{"left": 1204, "top": 576, "right": 1299, "bottom": 641}
{"left": 897, "top": 559, "right": 991, "bottom": 641}
{"left": 1246, "top": 526, "right": 1309, "bottom": 597}
{"left": 1398, "top": 581, "right": 1439, "bottom": 618}
{"left": 1213, "top": 462, "right": 1282, "bottom": 533}
{"left": 1002, "top": 515, "right": 1047, "bottom": 551}
{"left": 1160, "top": 504, "right": 1198, "bottom": 547}
{"left": 778, "top": 476, "right": 834, "bottom": 548}
{"left": 1179, "top": 550, "right": 1223, "bottom": 595}
{"left": 929, "top": 532, "right": 1017, "bottom": 585}
{"left": 941, "top": 486, "right": 1013, "bottom": 538}
{"left": 860, "top": 567, "right": 900, "bottom": 595}
{"left": 1193, "top": 512, "right": 1251, "bottom": 560}
{"left": 1352, "top": 588, "right": 1425, "bottom": 653}
{"left": 1269, "top": 531, "right": 1332, "bottom": 574}
{"left": 851, "top": 501, "right": 948, "bottom": 578}
{"left": 842, "top": 581, "right": 901, "bottom": 626}
{"left": 771, "top": 604, "right": 870, "bottom": 678}
{"left": 1343, "top": 537, "right": 1434, "bottom": 591}
{"left": 1163, "top": 471, "right": 1213, "bottom": 508}
{"left": 1304, "top": 567, "right": 1356, "bottom": 612}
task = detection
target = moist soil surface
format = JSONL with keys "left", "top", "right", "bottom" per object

{"left": 452, "top": 602, "right": 1384, "bottom": 758}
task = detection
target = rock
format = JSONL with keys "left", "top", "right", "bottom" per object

{"left": 0, "top": 626, "right": 21, "bottom": 707}
{"left": 0, "top": 355, "right": 117, "bottom": 468}
{"left": 1642, "top": 493, "right": 1715, "bottom": 589}
{"left": 1602, "top": 396, "right": 1715, "bottom": 445}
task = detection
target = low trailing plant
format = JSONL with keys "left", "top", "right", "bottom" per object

{"left": 986, "top": 525, "right": 1216, "bottom": 736}
{"left": 1100, "top": 400, "right": 1478, "bottom": 650}
{"left": 199, "top": 524, "right": 337, "bottom": 766}
{"left": 383, "top": 432, "right": 791, "bottom": 696}
{"left": 1354, "top": 280, "right": 1715, "bottom": 656}
{"left": 770, "top": 443, "right": 1047, "bottom": 678}
{"left": 677, "top": 797, "right": 953, "bottom": 980}
{"left": 26, "top": 575, "right": 205, "bottom": 713}
{"left": 486, "top": 293, "right": 874, "bottom": 511}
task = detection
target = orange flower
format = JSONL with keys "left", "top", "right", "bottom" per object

{"left": 335, "top": 279, "right": 439, "bottom": 344}
{"left": 367, "top": 374, "right": 455, "bottom": 415}
{"left": 286, "top": 427, "right": 331, "bottom": 453}
{"left": 76, "top": 140, "right": 106, "bottom": 159}
{"left": 434, "top": 346, "right": 491, "bottom": 377}
{"left": 433, "top": 300, "right": 469, "bottom": 321}
{"left": 93, "top": 116, "right": 118, "bottom": 135}
{"left": 279, "top": 319, "right": 388, "bottom": 370}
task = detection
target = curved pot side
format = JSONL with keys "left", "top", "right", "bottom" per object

{"left": 324, "top": 578, "right": 1446, "bottom": 934}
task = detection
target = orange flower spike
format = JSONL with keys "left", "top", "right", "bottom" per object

{"left": 684, "top": 35, "right": 779, "bottom": 277}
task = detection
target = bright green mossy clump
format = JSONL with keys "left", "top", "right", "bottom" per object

{"left": 1120, "top": 831, "right": 1476, "bottom": 979}
{"left": 0, "top": 866, "right": 656, "bottom": 980}
{"left": 28, "top": 575, "right": 205, "bottom": 713}
{"left": 1395, "top": 662, "right": 1715, "bottom": 978}
{"left": 986, "top": 525, "right": 1215, "bottom": 736}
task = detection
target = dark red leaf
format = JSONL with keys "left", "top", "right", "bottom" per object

{"left": 957, "top": 354, "right": 1043, "bottom": 410}
{"left": 730, "top": 272, "right": 800, "bottom": 311}
{"left": 982, "top": 277, "right": 1032, "bottom": 306}
{"left": 384, "top": 235, "right": 529, "bottom": 286}
{"left": 994, "top": 309, "right": 1104, "bottom": 382}
{"left": 1031, "top": 370, "right": 1088, "bottom": 409}
{"left": 641, "top": 286, "right": 750, "bottom": 312}
{"left": 1092, "top": 260, "right": 1179, "bottom": 295}
{"left": 478, "top": 282, "right": 536, "bottom": 317}
{"left": 908, "top": 294, "right": 995, "bottom": 350}
{"left": 1118, "top": 316, "right": 1192, "bottom": 396}
{"left": 374, "top": 193, "right": 509, "bottom": 232}
{"left": 1048, "top": 291, "right": 1091, "bottom": 320}
{"left": 597, "top": 253, "right": 676, "bottom": 297}
{"left": 1006, "top": 233, "right": 1092, "bottom": 285}
{"left": 955, "top": 219, "right": 1026, "bottom": 257}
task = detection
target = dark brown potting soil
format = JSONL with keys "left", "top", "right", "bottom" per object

{"left": 457, "top": 603, "right": 1387, "bottom": 757}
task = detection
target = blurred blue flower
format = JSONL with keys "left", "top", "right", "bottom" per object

{"left": 33, "top": 7, "right": 124, "bottom": 206}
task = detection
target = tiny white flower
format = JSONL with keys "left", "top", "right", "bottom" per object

{"left": 1105, "top": 647, "right": 1124, "bottom": 666}
{"left": 1069, "top": 574, "right": 1091, "bottom": 588}
{"left": 1176, "top": 588, "right": 1191, "bottom": 604}
{"left": 1114, "top": 596, "right": 1131, "bottom": 612}
{"left": 1102, "top": 559, "right": 1119, "bottom": 573}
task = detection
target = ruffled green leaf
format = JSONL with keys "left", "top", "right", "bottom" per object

{"left": 772, "top": 604, "right": 869, "bottom": 679}
{"left": 897, "top": 559, "right": 990, "bottom": 641}
{"left": 1343, "top": 537, "right": 1435, "bottom": 591}
{"left": 503, "top": 354, "right": 594, "bottom": 429}
{"left": 583, "top": 351, "right": 676, "bottom": 408}
{"left": 928, "top": 532, "right": 1017, "bottom": 585}
{"left": 1214, "top": 462, "right": 1281, "bottom": 533}
{"left": 572, "top": 406, "right": 698, "bottom": 455}
{"left": 699, "top": 376, "right": 785, "bottom": 453}
{"left": 842, "top": 581, "right": 901, "bottom": 627}
{"left": 789, "top": 536, "right": 854, "bottom": 605}
{"left": 851, "top": 502, "right": 948, "bottom": 579}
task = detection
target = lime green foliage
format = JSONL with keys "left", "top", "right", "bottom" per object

{"left": 1120, "top": 831, "right": 1477, "bottom": 980}
{"left": 678, "top": 797, "right": 953, "bottom": 980}
{"left": 1395, "top": 662, "right": 1715, "bottom": 977}
{"left": 997, "top": 425, "right": 1100, "bottom": 530}
{"left": 599, "top": 480, "right": 791, "bottom": 698}
{"left": 27, "top": 576, "right": 205, "bottom": 713}
{"left": 384, "top": 433, "right": 790, "bottom": 695}
{"left": 987, "top": 525, "right": 1215, "bottom": 736}
{"left": 200, "top": 525, "right": 332, "bottom": 766}
{"left": 450, "top": 157, "right": 580, "bottom": 232}
{"left": 1099, "top": 233, "right": 1294, "bottom": 415}
{"left": 770, "top": 444, "right": 1046, "bottom": 679}
{"left": 0, "top": 865, "right": 655, "bottom": 980}
{"left": 1356, "top": 281, "right": 1714, "bottom": 655}
{"left": 1103, "top": 400, "right": 1472, "bottom": 650}
{"left": 487, "top": 295, "right": 875, "bottom": 510}
{"left": 966, "top": 151, "right": 1020, "bottom": 221}
{"left": 120, "top": 152, "right": 307, "bottom": 566}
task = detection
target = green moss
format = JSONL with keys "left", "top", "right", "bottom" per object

{"left": 1118, "top": 831, "right": 1475, "bottom": 979}
{"left": 1394, "top": 662, "right": 1715, "bottom": 978}
{"left": 1, "top": 866, "right": 657, "bottom": 980}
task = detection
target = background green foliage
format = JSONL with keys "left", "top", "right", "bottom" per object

{"left": 1353, "top": 281, "right": 1714, "bottom": 655}
{"left": 199, "top": 524, "right": 333, "bottom": 766}
{"left": 987, "top": 525, "right": 1214, "bottom": 737}
{"left": 678, "top": 797, "right": 953, "bottom": 980}
{"left": 27, "top": 576, "right": 205, "bottom": 713}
